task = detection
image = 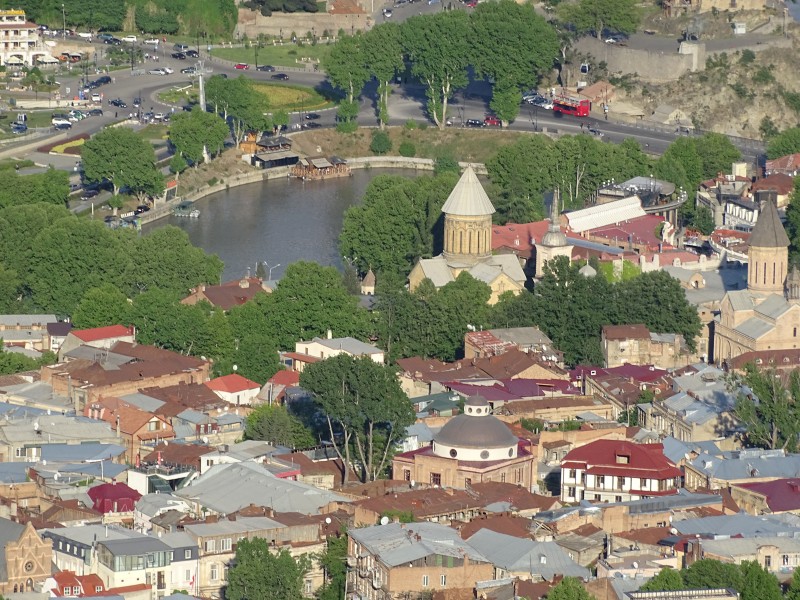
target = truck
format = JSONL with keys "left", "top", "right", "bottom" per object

{"left": 552, "top": 93, "right": 591, "bottom": 117}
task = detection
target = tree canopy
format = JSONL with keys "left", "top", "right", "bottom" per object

{"left": 557, "top": 0, "right": 640, "bottom": 39}
{"left": 546, "top": 577, "right": 595, "bottom": 600}
{"left": 169, "top": 108, "right": 229, "bottom": 165}
{"left": 767, "top": 127, "right": 800, "bottom": 159}
{"left": 300, "top": 355, "right": 415, "bottom": 483}
{"left": 226, "top": 540, "right": 309, "bottom": 600}
{"left": 245, "top": 403, "right": 316, "bottom": 449}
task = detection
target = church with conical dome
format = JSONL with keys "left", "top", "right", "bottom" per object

{"left": 407, "top": 166, "right": 527, "bottom": 304}
{"left": 714, "top": 195, "right": 800, "bottom": 364}
{"left": 392, "top": 394, "right": 536, "bottom": 489}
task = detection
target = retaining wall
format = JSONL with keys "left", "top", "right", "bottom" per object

{"left": 236, "top": 8, "right": 373, "bottom": 39}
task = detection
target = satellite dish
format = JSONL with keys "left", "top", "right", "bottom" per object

{"left": 410, "top": 479, "right": 415, "bottom": 488}
{"left": 41, "top": 460, "right": 46, "bottom": 466}
{"left": 54, "top": 472, "right": 59, "bottom": 481}
{"left": 33, "top": 422, "right": 39, "bottom": 431}
{"left": 670, "top": 527, "right": 678, "bottom": 535}
{"left": 164, "top": 440, "right": 168, "bottom": 445}
{"left": 202, "top": 436, "right": 209, "bottom": 444}
{"left": 325, "top": 517, "right": 332, "bottom": 524}
{"left": 380, "top": 516, "right": 390, "bottom": 526}
{"left": 233, "top": 365, "right": 238, "bottom": 372}
{"left": 632, "top": 562, "right": 639, "bottom": 569}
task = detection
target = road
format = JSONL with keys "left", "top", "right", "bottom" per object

{"left": 16, "top": 39, "right": 765, "bottom": 180}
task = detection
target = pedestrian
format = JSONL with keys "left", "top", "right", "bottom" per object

{"left": 580, "top": 123, "right": 584, "bottom": 132}
{"left": 114, "top": 111, "right": 118, "bottom": 118}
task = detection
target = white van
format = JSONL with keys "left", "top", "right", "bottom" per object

{"left": 122, "top": 35, "right": 137, "bottom": 43}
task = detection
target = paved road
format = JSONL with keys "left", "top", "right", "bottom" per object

{"left": 13, "top": 41, "right": 764, "bottom": 178}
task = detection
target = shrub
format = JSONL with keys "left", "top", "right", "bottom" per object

{"left": 369, "top": 131, "right": 392, "bottom": 155}
{"left": 739, "top": 49, "right": 756, "bottom": 65}
{"left": 434, "top": 154, "right": 460, "bottom": 176}
{"left": 398, "top": 141, "right": 416, "bottom": 157}
{"left": 336, "top": 121, "right": 358, "bottom": 133}
{"left": 404, "top": 119, "right": 418, "bottom": 130}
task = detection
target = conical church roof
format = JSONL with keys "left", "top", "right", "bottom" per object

{"left": 441, "top": 165, "right": 496, "bottom": 217}
{"left": 750, "top": 197, "right": 790, "bottom": 248}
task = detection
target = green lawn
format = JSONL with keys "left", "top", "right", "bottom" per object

{"left": 211, "top": 43, "right": 332, "bottom": 68}
{"left": 138, "top": 124, "right": 170, "bottom": 141}
{"left": 158, "top": 85, "right": 199, "bottom": 105}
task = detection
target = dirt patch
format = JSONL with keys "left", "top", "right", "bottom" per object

{"left": 290, "top": 126, "right": 532, "bottom": 162}
{"left": 175, "top": 149, "right": 257, "bottom": 196}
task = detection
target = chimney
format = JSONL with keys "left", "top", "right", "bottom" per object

{"left": 115, "top": 416, "right": 121, "bottom": 439}
{"left": 326, "top": 329, "right": 333, "bottom": 340}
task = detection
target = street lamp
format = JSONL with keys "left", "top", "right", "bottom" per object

{"left": 61, "top": 3, "right": 66, "bottom": 38}
{"left": 265, "top": 262, "right": 281, "bottom": 280}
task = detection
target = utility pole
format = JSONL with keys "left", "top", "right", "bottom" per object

{"left": 197, "top": 60, "right": 206, "bottom": 111}
{"left": 61, "top": 3, "right": 66, "bottom": 38}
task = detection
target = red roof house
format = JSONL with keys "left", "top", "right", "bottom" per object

{"left": 204, "top": 373, "right": 261, "bottom": 405}
{"left": 58, "top": 325, "right": 136, "bottom": 360}
{"left": 87, "top": 481, "right": 142, "bottom": 514}
{"left": 561, "top": 439, "right": 681, "bottom": 504}
{"left": 731, "top": 478, "right": 800, "bottom": 515}
{"left": 765, "top": 153, "right": 800, "bottom": 177}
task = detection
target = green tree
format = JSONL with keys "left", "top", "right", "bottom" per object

{"left": 767, "top": 127, "right": 800, "bottom": 159}
{"left": 0, "top": 263, "right": 21, "bottom": 314}
{"left": 693, "top": 132, "right": 741, "bottom": 181}
{"left": 739, "top": 560, "right": 782, "bottom": 600}
{"left": 402, "top": 11, "right": 471, "bottom": 129}
{"left": 124, "top": 226, "right": 223, "bottom": 297}
{"left": 693, "top": 204, "right": 715, "bottom": 235}
{"left": 324, "top": 34, "right": 369, "bottom": 128}
{"left": 363, "top": 23, "right": 404, "bottom": 129}
{"left": 655, "top": 136, "right": 703, "bottom": 194}
{"left": 72, "top": 284, "right": 130, "bottom": 329}
{"left": 730, "top": 364, "right": 800, "bottom": 452}
{"left": 639, "top": 568, "right": 684, "bottom": 592}
{"left": 27, "top": 219, "right": 133, "bottom": 315}
{"left": 759, "top": 116, "right": 779, "bottom": 141}
{"left": 226, "top": 540, "right": 309, "bottom": 600}
{"left": 245, "top": 404, "right": 316, "bottom": 449}
{"left": 340, "top": 173, "right": 457, "bottom": 276}
{"left": 786, "top": 566, "right": 800, "bottom": 600}
{"left": 300, "top": 355, "right": 415, "bottom": 483}
{"left": 205, "top": 76, "right": 271, "bottom": 147}
{"left": 557, "top": 0, "right": 639, "bottom": 39}
{"left": 786, "top": 172, "right": 800, "bottom": 264}
{"left": 0, "top": 168, "right": 70, "bottom": 209}
{"left": 470, "top": 0, "right": 559, "bottom": 124}
{"left": 227, "top": 294, "right": 282, "bottom": 384}
{"left": 682, "top": 559, "right": 743, "bottom": 591}
{"left": 0, "top": 344, "right": 55, "bottom": 375}
{"left": 546, "top": 577, "right": 595, "bottom": 600}
{"left": 169, "top": 108, "right": 229, "bottom": 165}
{"left": 369, "top": 130, "right": 392, "bottom": 155}
{"left": 263, "top": 262, "right": 368, "bottom": 350}
{"left": 315, "top": 533, "right": 347, "bottom": 600}
{"left": 0, "top": 203, "right": 72, "bottom": 278}
{"left": 82, "top": 127, "right": 163, "bottom": 200}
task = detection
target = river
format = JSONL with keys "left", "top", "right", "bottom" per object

{"left": 143, "top": 169, "right": 416, "bottom": 281}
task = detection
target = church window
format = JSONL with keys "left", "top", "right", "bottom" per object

{"left": 795, "top": 328, "right": 797, "bottom": 337}
{"left": 449, "top": 449, "right": 457, "bottom": 458}
{"left": 501, "top": 472, "right": 506, "bottom": 482}
{"left": 480, "top": 450, "right": 490, "bottom": 459}
{"left": 430, "top": 473, "right": 441, "bottom": 486}
{"left": 459, "top": 231, "right": 463, "bottom": 253}
{"left": 755, "top": 261, "right": 759, "bottom": 282}
{"left": 508, "top": 448, "right": 514, "bottom": 457}
{"left": 774, "top": 263, "right": 777, "bottom": 285}
{"left": 763, "top": 262, "right": 767, "bottom": 285}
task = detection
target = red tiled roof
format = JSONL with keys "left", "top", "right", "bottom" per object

{"left": 142, "top": 443, "right": 215, "bottom": 470}
{"left": 615, "top": 526, "right": 672, "bottom": 547}
{"left": 205, "top": 373, "right": 261, "bottom": 393}
{"left": 72, "top": 325, "right": 134, "bottom": 343}
{"left": 457, "top": 513, "right": 534, "bottom": 540}
{"left": 87, "top": 482, "right": 142, "bottom": 513}
{"left": 269, "top": 370, "right": 301, "bottom": 386}
{"left": 603, "top": 324, "right": 650, "bottom": 341}
{"left": 766, "top": 153, "right": 800, "bottom": 173}
{"left": 751, "top": 173, "right": 795, "bottom": 196}
{"left": 283, "top": 351, "right": 322, "bottom": 364}
{"left": 586, "top": 214, "right": 672, "bottom": 252}
{"left": 183, "top": 277, "right": 268, "bottom": 311}
{"left": 733, "top": 478, "right": 800, "bottom": 512}
{"left": 562, "top": 439, "right": 681, "bottom": 480}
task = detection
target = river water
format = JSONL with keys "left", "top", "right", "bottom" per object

{"left": 144, "top": 169, "right": 415, "bottom": 281}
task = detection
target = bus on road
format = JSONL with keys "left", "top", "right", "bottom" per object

{"left": 553, "top": 93, "right": 591, "bottom": 117}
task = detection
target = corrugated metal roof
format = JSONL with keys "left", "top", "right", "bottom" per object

{"left": 564, "top": 196, "right": 645, "bottom": 233}
{"left": 735, "top": 317, "right": 773, "bottom": 340}
{"left": 749, "top": 197, "right": 789, "bottom": 248}
{"left": 415, "top": 257, "right": 455, "bottom": 287}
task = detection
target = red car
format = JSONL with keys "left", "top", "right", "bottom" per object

{"left": 234, "top": 63, "right": 249, "bottom": 70}
{"left": 484, "top": 115, "right": 501, "bottom": 127}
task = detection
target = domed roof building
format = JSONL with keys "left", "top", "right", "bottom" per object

{"left": 392, "top": 395, "right": 535, "bottom": 489}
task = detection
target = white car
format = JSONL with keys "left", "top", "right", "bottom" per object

{"left": 144, "top": 38, "right": 160, "bottom": 46}
{"left": 162, "top": 66, "right": 174, "bottom": 74}
{"left": 77, "top": 32, "right": 92, "bottom": 39}
{"left": 148, "top": 68, "right": 168, "bottom": 75}
{"left": 51, "top": 117, "right": 71, "bottom": 126}
{"left": 122, "top": 35, "right": 137, "bottom": 43}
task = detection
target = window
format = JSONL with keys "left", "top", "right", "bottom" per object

{"left": 305, "top": 579, "right": 313, "bottom": 594}
{"left": 616, "top": 476, "right": 625, "bottom": 489}
{"left": 403, "top": 469, "right": 411, "bottom": 481}
{"left": 422, "top": 575, "right": 429, "bottom": 587}
{"left": 185, "top": 569, "right": 192, "bottom": 581}
{"left": 169, "top": 552, "right": 174, "bottom": 561}
{"left": 765, "top": 555, "right": 772, "bottom": 568}
{"left": 95, "top": 586, "right": 102, "bottom": 593}
{"left": 210, "top": 564, "right": 218, "bottom": 581}
{"left": 639, "top": 478, "right": 646, "bottom": 488}
{"left": 569, "top": 469, "right": 576, "bottom": 479}
{"left": 597, "top": 475, "right": 605, "bottom": 486}
{"left": 501, "top": 472, "right": 506, "bottom": 483}
{"left": 221, "top": 538, "right": 232, "bottom": 552}
{"left": 184, "top": 549, "right": 192, "bottom": 559}
{"left": 615, "top": 496, "right": 622, "bottom": 502}
{"left": 430, "top": 473, "right": 441, "bottom": 486}
{"left": 464, "top": 478, "right": 471, "bottom": 486}
{"left": 441, "top": 575, "right": 447, "bottom": 587}
{"left": 204, "top": 539, "right": 216, "bottom": 553}
{"left": 568, "top": 487, "right": 576, "bottom": 498}
{"left": 783, "top": 555, "right": 790, "bottom": 566}
{"left": 594, "top": 494, "right": 601, "bottom": 501}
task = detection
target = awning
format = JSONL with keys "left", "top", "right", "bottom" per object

{"left": 36, "top": 54, "right": 59, "bottom": 64}
{"left": 5, "top": 56, "right": 23, "bottom": 65}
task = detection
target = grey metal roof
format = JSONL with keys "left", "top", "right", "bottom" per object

{"left": 314, "top": 337, "right": 381, "bottom": 355}
{"left": 755, "top": 294, "right": 792, "bottom": 319}
{"left": 119, "top": 393, "right": 166, "bottom": 413}
{"left": 727, "top": 289, "right": 755, "bottom": 312}
{"left": 176, "top": 409, "right": 211, "bottom": 425}
{"left": 183, "top": 516, "right": 285, "bottom": 537}
{"left": 485, "top": 254, "right": 526, "bottom": 283}
{"left": 0, "top": 402, "right": 47, "bottom": 419}
{"left": 701, "top": 536, "right": 800, "bottom": 559}
{"left": 44, "top": 524, "right": 143, "bottom": 548}
{"left": 174, "top": 461, "right": 348, "bottom": 515}
{"left": 467, "top": 529, "right": 589, "bottom": 580}
{"left": 735, "top": 317, "right": 773, "bottom": 340}
{"left": 350, "top": 522, "right": 489, "bottom": 568}
{"left": 415, "top": 257, "right": 455, "bottom": 287}
{"left": 441, "top": 166, "right": 495, "bottom": 217}
{"left": 0, "top": 314, "right": 56, "bottom": 327}
{"left": 159, "top": 531, "right": 197, "bottom": 551}
{"left": 672, "top": 513, "right": 800, "bottom": 537}
{"left": 467, "top": 262, "right": 503, "bottom": 285}
{"left": 135, "top": 494, "right": 188, "bottom": 518}
{"left": 0, "top": 462, "right": 30, "bottom": 483}
{"left": 100, "top": 536, "right": 172, "bottom": 556}
{"left": 0, "top": 414, "right": 116, "bottom": 444}
{"left": 488, "top": 327, "right": 552, "bottom": 347}
{"left": 0, "top": 381, "right": 71, "bottom": 410}
{"left": 690, "top": 449, "right": 800, "bottom": 481}
{"left": 40, "top": 443, "right": 126, "bottom": 463}
{"left": 406, "top": 422, "right": 434, "bottom": 443}
{"left": 749, "top": 197, "right": 790, "bottom": 248}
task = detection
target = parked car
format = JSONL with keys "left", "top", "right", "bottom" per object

{"left": 271, "top": 73, "right": 289, "bottom": 80}
{"left": 109, "top": 98, "right": 127, "bottom": 107}
{"left": 97, "top": 33, "right": 114, "bottom": 42}
{"left": 148, "top": 68, "right": 168, "bottom": 75}
{"left": 305, "top": 113, "right": 321, "bottom": 120}
{"left": 234, "top": 63, "right": 249, "bottom": 70}
{"left": 465, "top": 118, "right": 485, "bottom": 127}
{"left": 186, "top": 49, "right": 199, "bottom": 58}
{"left": 144, "top": 38, "right": 160, "bottom": 45}
{"left": 96, "top": 75, "right": 111, "bottom": 85}
{"left": 91, "top": 93, "right": 101, "bottom": 103}
{"left": 154, "top": 112, "right": 167, "bottom": 121}
{"left": 587, "top": 126, "right": 604, "bottom": 137}
{"left": 303, "top": 122, "right": 322, "bottom": 129}
{"left": 53, "top": 122, "right": 72, "bottom": 130}
{"left": 52, "top": 117, "right": 72, "bottom": 126}
{"left": 68, "top": 110, "right": 86, "bottom": 121}
{"left": 173, "top": 43, "right": 189, "bottom": 51}
{"left": 181, "top": 66, "right": 197, "bottom": 75}
{"left": 104, "top": 37, "right": 122, "bottom": 45}
{"left": 171, "top": 52, "right": 186, "bottom": 60}
{"left": 162, "top": 66, "right": 174, "bottom": 74}
{"left": 81, "top": 189, "right": 99, "bottom": 200}
{"left": 88, "top": 108, "right": 103, "bottom": 116}
{"left": 383, "top": 8, "right": 393, "bottom": 17}
{"left": 77, "top": 32, "right": 92, "bottom": 40}
{"left": 484, "top": 115, "right": 501, "bottom": 126}
{"left": 532, "top": 97, "right": 553, "bottom": 109}
{"left": 256, "top": 65, "right": 275, "bottom": 71}
{"left": 122, "top": 35, "right": 137, "bottom": 43}
{"left": 11, "top": 124, "right": 27, "bottom": 134}
{"left": 133, "top": 97, "right": 142, "bottom": 107}
{"left": 134, "top": 205, "right": 151, "bottom": 214}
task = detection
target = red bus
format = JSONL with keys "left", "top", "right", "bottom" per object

{"left": 553, "top": 93, "right": 591, "bottom": 117}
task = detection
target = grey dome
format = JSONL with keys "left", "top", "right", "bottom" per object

{"left": 434, "top": 409, "right": 519, "bottom": 449}
{"left": 542, "top": 228, "right": 568, "bottom": 247}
